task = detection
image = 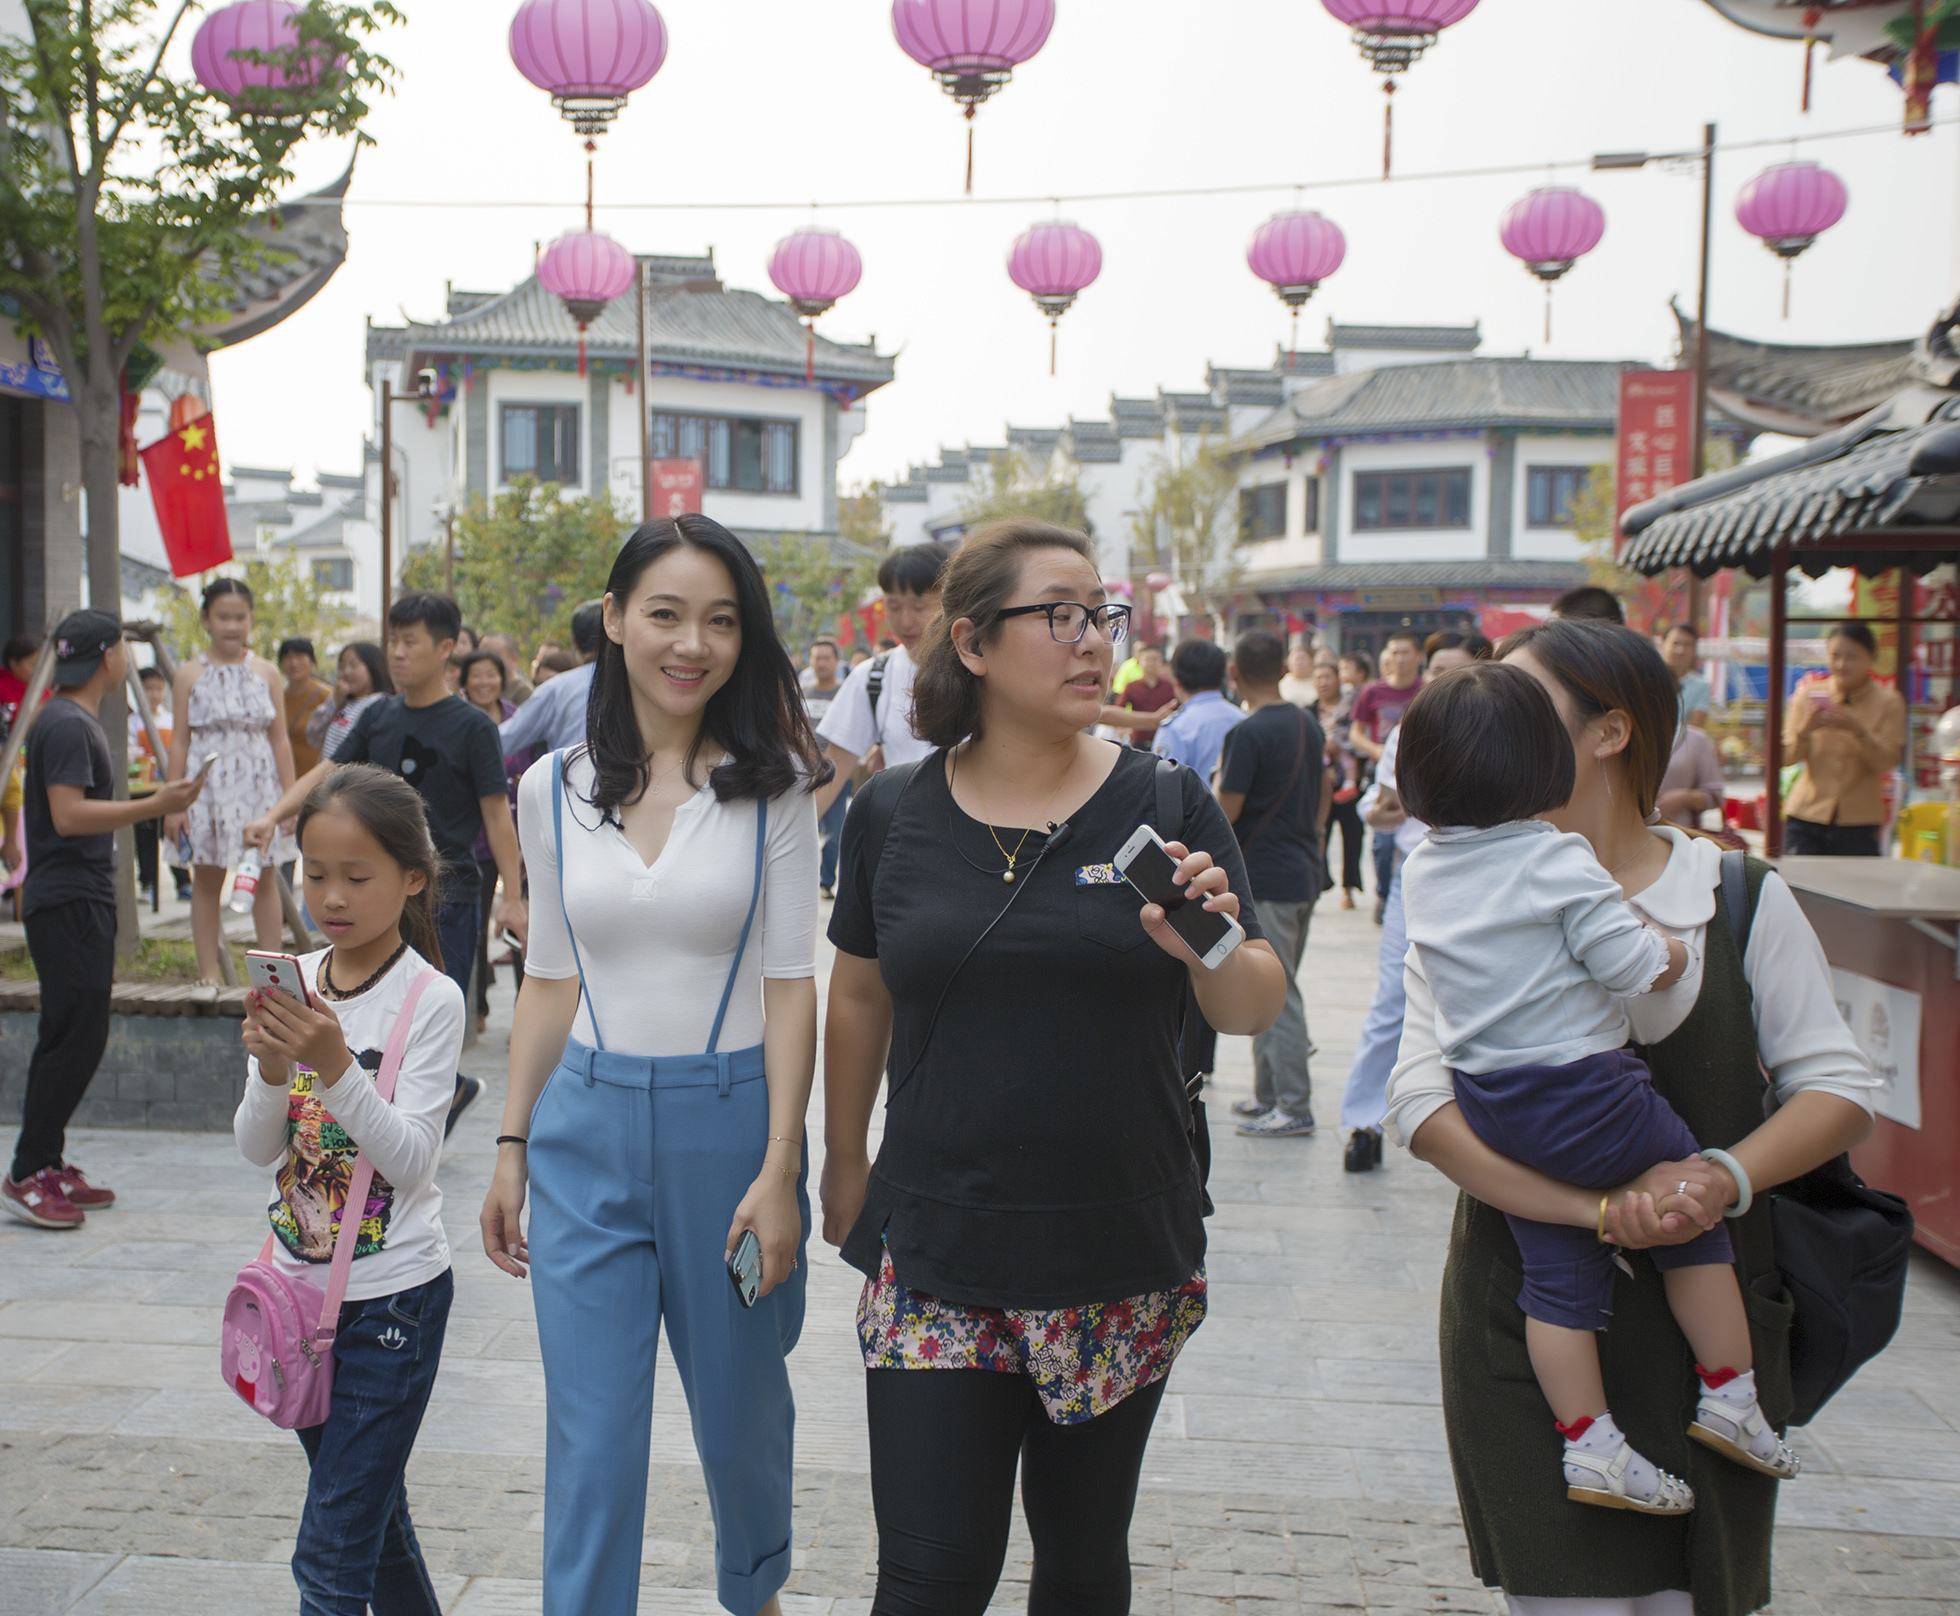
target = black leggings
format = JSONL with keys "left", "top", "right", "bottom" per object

{"left": 867, "top": 1368, "right": 1166, "bottom": 1616}
{"left": 1325, "top": 793, "right": 1365, "bottom": 892}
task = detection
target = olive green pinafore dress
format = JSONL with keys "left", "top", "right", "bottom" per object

{"left": 1437, "top": 856, "right": 1795, "bottom": 1616}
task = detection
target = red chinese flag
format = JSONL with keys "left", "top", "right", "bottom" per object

{"left": 140, "top": 413, "right": 233, "bottom": 577}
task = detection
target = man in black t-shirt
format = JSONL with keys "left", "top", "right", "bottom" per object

{"left": 1216, "top": 630, "right": 1327, "bottom": 1140}
{"left": 246, "top": 593, "right": 526, "bottom": 1131}
{"left": 3, "top": 612, "right": 206, "bottom": 1230}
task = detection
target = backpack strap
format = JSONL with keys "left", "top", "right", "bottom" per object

{"left": 865, "top": 651, "right": 892, "bottom": 744}
{"left": 1716, "top": 847, "right": 1763, "bottom": 967}
{"left": 1154, "top": 755, "right": 1185, "bottom": 843}
{"left": 315, "top": 967, "right": 440, "bottom": 1346}
{"left": 856, "top": 756, "right": 926, "bottom": 891}
{"left": 552, "top": 749, "right": 604, "bottom": 1051}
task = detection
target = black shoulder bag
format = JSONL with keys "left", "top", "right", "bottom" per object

{"left": 1717, "top": 849, "right": 1914, "bottom": 1427}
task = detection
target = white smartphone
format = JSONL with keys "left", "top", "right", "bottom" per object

{"left": 244, "top": 950, "right": 307, "bottom": 1000}
{"left": 194, "top": 750, "right": 220, "bottom": 781}
{"left": 1113, "top": 824, "right": 1246, "bottom": 970}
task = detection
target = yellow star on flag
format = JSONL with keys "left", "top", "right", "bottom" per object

{"left": 179, "top": 421, "right": 209, "bottom": 452}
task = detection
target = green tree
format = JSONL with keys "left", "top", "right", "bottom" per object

{"left": 399, "top": 478, "right": 628, "bottom": 654}
{"left": 1128, "top": 435, "right": 1243, "bottom": 632}
{"left": 747, "top": 533, "right": 880, "bottom": 655}
{"left": 838, "top": 484, "right": 891, "bottom": 552}
{"left": 957, "top": 451, "right": 1091, "bottom": 534}
{"left": 1572, "top": 438, "right": 1738, "bottom": 634}
{"left": 1, "top": 0, "right": 399, "bottom": 644}
{"left": 157, "top": 547, "right": 352, "bottom": 663}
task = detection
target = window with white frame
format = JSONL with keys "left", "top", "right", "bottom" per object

{"left": 1526, "top": 465, "right": 1591, "bottom": 528}
{"left": 311, "top": 557, "right": 354, "bottom": 592}
{"left": 1352, "top": 468, "right": 1472, "bottom": 531}
{"left": 500, "top": 403, "right": 580, "bottom": 484}
{"left": 650, "top": 410, "right": 798, "bottom": 495}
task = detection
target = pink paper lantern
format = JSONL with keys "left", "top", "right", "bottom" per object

{"left": 1247, "top": 210, "right": 1347, "bottom": 353}
{"left": 1735, "top": 161, "right": 1848, "bottom": 318}
{"left": 768, "top": 228, "right": 864, "bottom": 382}
{"left": 191, "top": 0, "right": 334, "bottom": 119}
{"left": 1499, "top": 186, "right": 1606, "bottom": 342}
{"left": 1008, "top": 221, "right": 1101, "bottom": 375}
{"left": 537, "top": 229, "right": 637, "bottom": 376}
{"left": 1321, "top": 1, "right": 1480, "bottom": 175}
{"left": 510, "top": 0, "right": 668, "bottom": 145}
{"left": 892, "top": 0, "right": 1057, "bottom": 191}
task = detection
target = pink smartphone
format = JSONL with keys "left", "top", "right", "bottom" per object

{"left": 244, "top": 950, "right": 306, "bottom": 1000}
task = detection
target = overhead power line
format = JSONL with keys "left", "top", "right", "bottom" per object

{"left": 281, "top": 114, "right": 1955, "bottom": 213}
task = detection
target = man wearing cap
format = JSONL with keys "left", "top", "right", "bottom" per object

{"left": 2, "top": 611, "right": 206, "bottom": 1230}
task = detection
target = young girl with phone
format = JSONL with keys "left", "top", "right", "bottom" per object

{"left": 233, "top": 763, "right": 465, "bottom": 1613}
{"left": 1394, "top": 662, "right": 1799, "bottom": 1518}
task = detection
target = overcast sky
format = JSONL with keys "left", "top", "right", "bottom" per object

{"left": 203, "top": 0, "right": 1960, "bottom": 495}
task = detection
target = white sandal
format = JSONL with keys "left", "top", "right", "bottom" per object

{"left": 1690, "top": 1397, "right": 1801, "bottom": 1480}
{"left": 1564, "top": 1442, "right": 1696, "bottom": 1516}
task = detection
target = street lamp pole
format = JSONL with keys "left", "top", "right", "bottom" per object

{"left": 1592, "top": 118, "right": 1718, "bottom": 631}
{"left": 635, "top": 257, "right": 652, "bottom": 523}
{"left": 380, "top": 376, "right": 395, "bottom": 627}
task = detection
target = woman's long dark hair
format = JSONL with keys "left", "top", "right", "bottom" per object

{"left": 338, "top": 640, "right": 392, "bottom": 698}
{"left": 295, "top": 764, "right": 444, "bottom": 969}
{"left": 584, "top": 514, "right": 830, "bottom": 821}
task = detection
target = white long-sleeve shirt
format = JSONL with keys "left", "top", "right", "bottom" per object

{"left": 1387, "top": 825, "right": 1878, "bottom": 1146}
{"left": 234, "top": 947, "right": 464, "bottom": 1302}
{"left": 518, "top": 748, "right": 819, "bottom": 1056}
{"left": 1401, "top": 819, "right": 1673, "bottom": 1075}
{"left": 1360, "top": 724, "right": 1427, "bottom": 856}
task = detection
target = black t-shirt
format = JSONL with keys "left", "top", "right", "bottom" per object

{"left": 827, "top": 743, "right": 1266, "bottom": 1310}
{"left": 23, "top": 696, "right": 116, "bottom": 917}
{"left": 1217, "top": 702, "right": 1325, "bottom": 904}
{"left": 340, "top": 695, "right": 506, "bottom": 895}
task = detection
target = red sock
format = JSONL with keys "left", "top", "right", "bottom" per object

{"left": 1555, "top": 1414, "right": 1597, "bottom": 1441}
{"left": 1696, "top": 1364, "right": 1740, "bottom": 1390}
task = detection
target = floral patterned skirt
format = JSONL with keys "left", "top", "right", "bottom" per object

{"left": 856, "top": 1244, "right": 1207, "bottom": 1425}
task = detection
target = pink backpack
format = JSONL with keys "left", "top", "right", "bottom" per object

{"left": 220, "top": 969, "right": 438, "bottom": 1429}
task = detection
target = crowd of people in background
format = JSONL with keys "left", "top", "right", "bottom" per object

{"left": 0, "top": 530, "right": 1897, "bottom": 1616}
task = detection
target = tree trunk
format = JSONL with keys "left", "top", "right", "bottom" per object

{"left": 77, "top": 382, "right": 141, "bottom": 960}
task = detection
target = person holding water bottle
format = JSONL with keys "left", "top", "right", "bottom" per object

{"left": 167, "top": 579, "right": 297, "bottom": 982}
{"left": 233, "top": 763, "right": 466, "bottom": 1613}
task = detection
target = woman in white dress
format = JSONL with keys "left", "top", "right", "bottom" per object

{"left": 165, "top": 579, "right": 296, "bottom": 980}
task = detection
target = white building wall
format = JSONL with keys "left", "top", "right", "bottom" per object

{"left": 372, "top": 356, "right": 452, "bottom": 558}
{"left": 1336, "top": 438, "right": 1487, "bottom": 563}
{"left": 637, "top": 375, "right": 827, "bottom": 534}
{"left": 884, "top": 500, "right": 933, "bottom": 546}
{"left": 1511, "top": 433, "right": 1612, "bottom": 562}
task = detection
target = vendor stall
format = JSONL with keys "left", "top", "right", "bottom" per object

{"left": 1622, "top": 296, "right": 1960, "bottom": 1265}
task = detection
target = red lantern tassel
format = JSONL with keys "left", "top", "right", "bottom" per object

{"left": 1382, "top": 80, "right": 1395, "bottom": 179}
{"left": 577, "top": 329, "right": 588, "bottom": 378}
{"left": 1801, "top": 8, "right": 1819, "bottom": 111}
{"left": 965, "top": 106, "right": 977, "bottom": 195}
{"left": 805, "top": 322, "right": 815, "bottom": 384}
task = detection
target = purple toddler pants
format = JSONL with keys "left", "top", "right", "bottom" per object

{"left": 1452, "top": 1047, "right": 1734, "bottom": 1331}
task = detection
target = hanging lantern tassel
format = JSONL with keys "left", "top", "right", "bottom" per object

{"left": 1800, "top": 6, "right": 1820, "bottom": 111}
{"left": 1543, "top": 281, "right": 1554, "bottom": 346}
{"left": 1048, "top": 315, "right": 1058, "bottom": 378}
{"left": 1289, "top": 304, "right": 1301, "bottom": 363}
{"left": 1783, "top": 259, "right": 1794, "bottom": 321}
{"left": 804, "top": 319, "right": 816, "bottom": 384}
{"left": 965, "top": 104, "right": 977, "bottom": 195}
{"left": 576, "top": 324, "right": 588, "bottom": 379}
{"left": 1381, "top": 79, "right": 1395, "bottom": 179}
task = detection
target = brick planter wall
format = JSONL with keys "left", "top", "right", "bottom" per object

{"left": 0, "top": 983, "right": 250, "bottom": 1132}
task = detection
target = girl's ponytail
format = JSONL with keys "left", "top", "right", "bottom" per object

{"left": 294, "top": 764, "right": 447, "bottom": 972}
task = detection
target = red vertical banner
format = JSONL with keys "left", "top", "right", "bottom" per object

{"left": 139, "top": 413, "right": 234, "bottom": 577}
{"left": 649, "top": 459, "right": 704, "bottom": 519}
{"left": 1614, "top": 370, "right": 1696, "bottom": 549}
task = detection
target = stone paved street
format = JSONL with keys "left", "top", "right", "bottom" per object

{"left": 2, "top": 899, "right": 1957, "bottom": 1614}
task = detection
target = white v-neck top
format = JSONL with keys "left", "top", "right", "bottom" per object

{"left": 517, "top": 749, "right": 819, "bottom": 1056}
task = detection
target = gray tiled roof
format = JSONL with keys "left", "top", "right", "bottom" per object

{"left": 393, "top": 262, "right": 894, "bottom": 391}
{"left": 1251, "top": 559, "right": 1589, "bottom": 593}
{"left": 923, "top": 461, "right": 971, "bottom": 484}
{"left": 1326, "top": 320, "right": 1482, "bottom": 353}
{"left": 1673, "top": 300, "right": 1913, "bottom": 437}
{"left": 1005, "top": 426, "right": 1063, "bottom": 453}
{"left": 1207, "top": 366, "right": 1287, "bottom": 406}
{"left": 1064, "top": 418, "right": 1121, "bottom": 463}
{"left": 1244, "top": 358, "right": 1633, "bottom": 448}
{"left": 881, "top": 481, "right": 929, "bottom": 503}
{"left": 279, "top": 490, "right": 367, "bottom": 552}
{"left": 1275, "top": 348, "right": 1338, "bottom": 377}
{"left": 1161, "top": 390, "right": 1228, "bottom": 432}
{"left": 1110, "top": 396, "right": 1165, "bottom": 437}
{"left": 208, "top": 161, "right": 354, "bottom": 350}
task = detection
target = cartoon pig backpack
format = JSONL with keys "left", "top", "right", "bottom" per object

{"left": 220, "top": 970, "right": 437, "bottom": 1429}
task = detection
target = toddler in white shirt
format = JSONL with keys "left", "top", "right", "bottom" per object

{"left": 1395, "top": 662, "right": 1800, "bottom": 1518}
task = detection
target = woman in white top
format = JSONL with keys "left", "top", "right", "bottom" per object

{"left": 1385, "top": 619, "right": 1875, "bottom": 1616}
{"left": 481, "top": 515, "right": 823, "bottom": 1616}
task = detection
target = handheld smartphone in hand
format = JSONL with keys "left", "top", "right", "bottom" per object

{"left": 194, "top": 750, "right": 220, "bottom": 781}
{"left": 244, "top": 950, "right": 306, "bottom": 1001}
{"left": 727, "top": 1228, "right": 763, "bottom": 1309}
{"left": 1114, "top": 825, "right": 1246, "bottom": 970}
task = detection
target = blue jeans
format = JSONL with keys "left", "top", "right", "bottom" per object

{"left": 1340, "top": 869, "right": 1406, "bottom": 1136}
{"left": 1371, "top": 828, "right": 1397, "bottom": 901}
{"left": 819, "top": 781, "right": 852, "bottom": 891}
{"left": 292, "top": 1268, "right": 454, "bottom": 1615}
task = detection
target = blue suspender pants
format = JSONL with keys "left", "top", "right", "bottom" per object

{"left": 528, "top": 758, "right": 810, "bottom": 1616}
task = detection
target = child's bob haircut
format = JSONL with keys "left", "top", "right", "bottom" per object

{"left": 1396, "top": 662, "right": 1577, "bottom": 830}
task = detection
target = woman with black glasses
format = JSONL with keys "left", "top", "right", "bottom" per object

{"left": 822, "top": 520, "right": 1285, "bottom": 1615}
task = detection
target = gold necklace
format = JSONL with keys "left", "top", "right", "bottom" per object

{"left": 955, "top": 745, "right": 1071, "bottom": 885}
{"left": 986, "top": 821, "right": 1035, "bottom": 884}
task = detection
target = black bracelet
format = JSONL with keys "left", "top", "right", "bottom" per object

{"left": 495, "top": 1134, "right": 528, "bottom": 1148}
